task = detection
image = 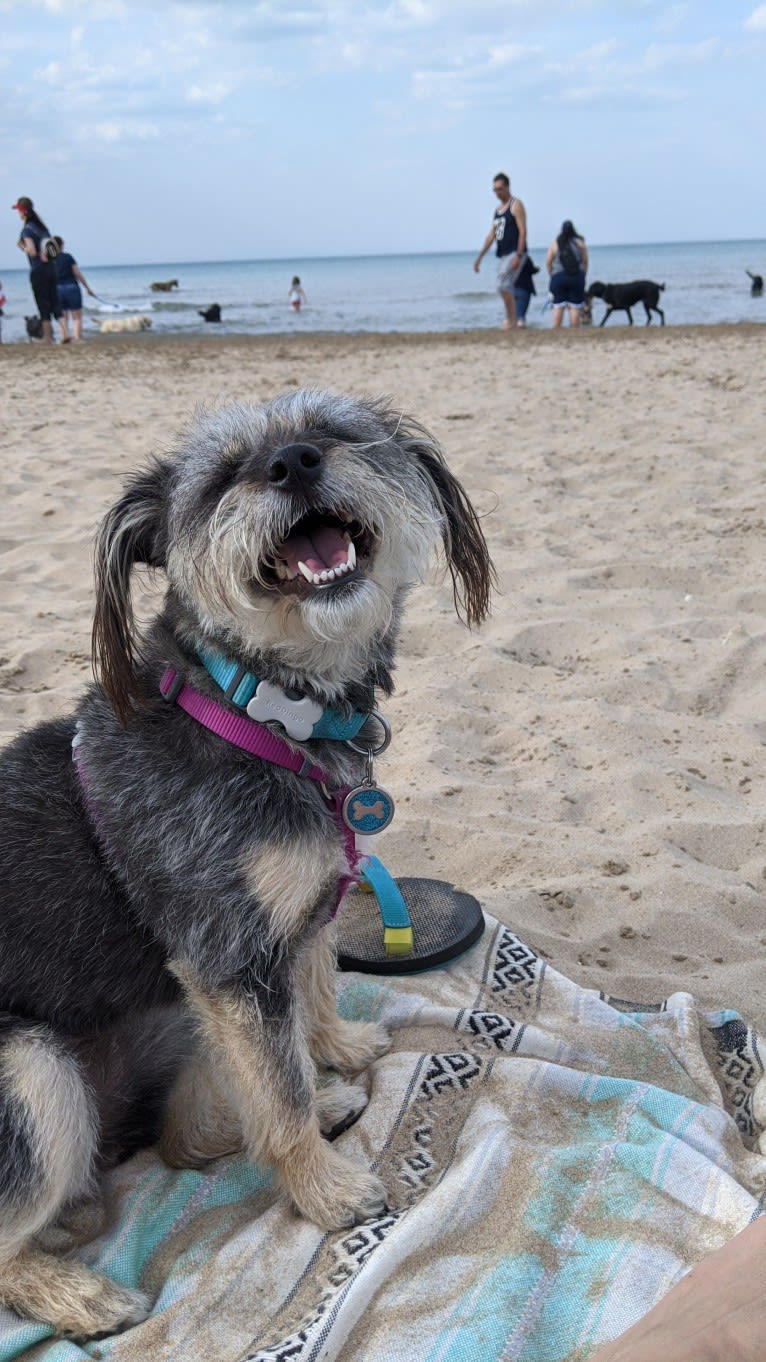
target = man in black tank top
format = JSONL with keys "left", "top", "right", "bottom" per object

{"left": 473, "top": 172, "right": 528, "bottom": 330}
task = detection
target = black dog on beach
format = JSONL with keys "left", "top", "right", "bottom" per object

{"left": 25, "top": 315, "right": 43, "bottom": 340}
{"left": 0, "top": 389, "right": 492, "bottom": 1338}
{"left": 747, "top": 271, "right": 763, "bottom": 298}
{"left": 585, "top": 280, "right": 665, "bottom": 326}
{"left": 199, "top": 304, "right": 222, "bottom": 322}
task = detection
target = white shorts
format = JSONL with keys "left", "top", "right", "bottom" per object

{"left": 497, "top": 254, "right": 527, "bottom": 293}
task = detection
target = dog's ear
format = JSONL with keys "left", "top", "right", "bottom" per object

{"left": 92, "top": 458, "right": 172, "bottom": 724}
{"left": 397, "top": 417, "right": 494, "bottom": 627}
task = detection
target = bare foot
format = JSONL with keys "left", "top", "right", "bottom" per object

{"left": 589, "top": 1217, "right": 766, "bottom": 1361}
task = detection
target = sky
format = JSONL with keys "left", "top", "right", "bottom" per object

{"left": 1, "top": 0, "right": 764, "bottom": 268}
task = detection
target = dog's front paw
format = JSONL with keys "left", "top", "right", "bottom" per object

{"left": 316, "top": 1079, "right": 368, "bottom": 1139}
{"left": 285, "top": 1142, "right": 387, "bottom": 1230}
{"left": 314, "top": 1020, "right": 391, "bottom": 1075}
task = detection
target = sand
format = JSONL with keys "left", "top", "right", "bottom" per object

{"left": 2, "top": 325, "right": 765, "bottom": 1030}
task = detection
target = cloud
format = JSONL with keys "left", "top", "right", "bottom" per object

{"left": 186, "top": 81, "right": 234, "bottom": 104}
{"left": 643, "top": 37, "right": 719, "bottom": 68}
{"left": 744, "top": 4, "right": 766, "bottom": 30}
{"left": 91, "top": 119, "right": 159, "bottom": 141}
{"left": 487, "top": 43, "right": 539, "bottom": 67}
{"left": 654, "top": 3, "right": 689, "bottom": 33}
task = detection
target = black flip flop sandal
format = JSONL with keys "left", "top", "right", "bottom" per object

{"left": 336, "top": 854, "right": 485, "bottom": 975}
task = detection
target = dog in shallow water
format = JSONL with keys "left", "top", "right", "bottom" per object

{"left": 585, "top": 280, "right": 665, "bottom": 326}
{"left": 0, "top": 389, "right": 492, "bottom": 1337}
{"left": 97, "top": 314, "right": 152, "bottom": 334}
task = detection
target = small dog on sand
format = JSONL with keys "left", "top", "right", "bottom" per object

{"left": 585, "top": 280, "right": 665, "bottom": 326}
{"left": 25, "top": 315, "right": 43, "bottom": 340}
{"left": 0, "top": 389, "right": 492, "bottom": 1337}
{"left": 97, "top": 315, "right": 152, "bottom": 334}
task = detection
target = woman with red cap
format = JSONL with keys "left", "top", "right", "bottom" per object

{"left": 13, "top": 196, "right": 66, "bottom": 343}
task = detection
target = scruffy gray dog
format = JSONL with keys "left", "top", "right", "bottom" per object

{"left": 0, "top": 389, "right": 492, "bottom": 1338}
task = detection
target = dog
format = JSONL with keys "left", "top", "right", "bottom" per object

{"left": 747, "top": 270, "right": 763, "bottom": 298}
{"left": 25, "top": 315, "right": 43, "bottom": 340}
{"left": 149, "top": 280, "right": 179, "bottom": 292}
{"left": 0, "top": 389, "right": 493, "bottom": 1337}
{"left": 97, "top": 315, "right": 152, "bottom": 334}
{"left": 585, "top": 280, "right": 665, "bottom": 326}
{"left": 199, "top": 304, "right": 221, "bottom": 323}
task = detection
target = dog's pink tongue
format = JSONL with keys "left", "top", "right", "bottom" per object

{"left": 278, "top": 525, "right": 349, "bottom": 575}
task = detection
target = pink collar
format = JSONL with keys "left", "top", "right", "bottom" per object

{"left": 160, "top": 666, "right": 328, "bottom": 782}
{"left": 159, "top": 667, "right": 362, "bottom": 911}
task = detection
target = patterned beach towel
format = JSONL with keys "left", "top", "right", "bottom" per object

{"left": 2, "top": 913, "right": 764, "bottom": 1362}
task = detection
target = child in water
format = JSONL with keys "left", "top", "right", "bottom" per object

{"left": 288, "top": 276, "right": 307, "bottom": 311}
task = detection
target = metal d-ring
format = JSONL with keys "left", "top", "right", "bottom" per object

{"left": 345, "top": 710, "right": 391, "bottom": 756}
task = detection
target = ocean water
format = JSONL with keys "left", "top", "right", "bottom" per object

{"left": 1, "top": 239, "right": 764, "bottom": 345}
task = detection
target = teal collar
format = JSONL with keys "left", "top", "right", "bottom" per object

{"left": 197, "top": 647, "right": 371, "bottom": 742}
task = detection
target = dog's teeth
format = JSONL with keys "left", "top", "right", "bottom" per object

{"left": 312, "top": 572, "right": 322, "bottom": 585}
{"left": 347, "top": 541, "right": 357, "bottom": 569}
{"left": 297, "top": 561, "right": 314, "bottom": 582}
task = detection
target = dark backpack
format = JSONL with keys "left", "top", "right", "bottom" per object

{"left": 559, "top": 238, "right": 580, "bottom": 275}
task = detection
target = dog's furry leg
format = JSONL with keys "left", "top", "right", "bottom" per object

{"left": 302, "top": 925, "right": 391, "bottom": 1075}
{"left": 159, "top": 1048, "right": 243, "bottom": 1168}
{"left": 0, "top": 1250, "right": 150, "bottom": 1340}
{"left": 171, "top": 961, "right": 387, "bottom": 1230}
{"left": 0, "top": 1024, "right": 150, "bottom": 1338}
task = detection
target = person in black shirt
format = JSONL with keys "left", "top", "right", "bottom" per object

{"left": 12, "top": 196, "right": 64, "bottom": 344}
{"left": 473, "top": 173, "right": 529, "bottom": 330}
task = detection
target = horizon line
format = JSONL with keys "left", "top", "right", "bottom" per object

{"left": 1, "top": 237, "right": 764, "bottom": 275}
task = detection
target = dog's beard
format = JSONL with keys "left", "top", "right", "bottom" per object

{"left": 168, "top": 471, "right": 441, "bottom": 685}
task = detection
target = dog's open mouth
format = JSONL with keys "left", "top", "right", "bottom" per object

{"left": 260, "top": 512, "right": 375, "bottom": 596}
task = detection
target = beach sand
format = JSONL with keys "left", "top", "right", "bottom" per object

{"left": 2, "top": 325, "right": 765, "bottom": 1030}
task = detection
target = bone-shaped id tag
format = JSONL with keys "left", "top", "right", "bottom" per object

{"left": 246, "top": 680, "right": 323, "bottom": 741}
{"left": 341, "top": 748, "right": 395, "bottom": 835}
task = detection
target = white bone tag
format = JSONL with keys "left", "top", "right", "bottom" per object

{"left": 246, "top": 680, "right": 323, "bottom": 741}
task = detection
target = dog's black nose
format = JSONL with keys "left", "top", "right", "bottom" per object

{"left": 266, "top": 443, "right": 324, "bottom": 489}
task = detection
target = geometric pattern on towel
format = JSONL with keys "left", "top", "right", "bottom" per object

{"left": 0, "top": 916, "right": 763, "bottom": 1362}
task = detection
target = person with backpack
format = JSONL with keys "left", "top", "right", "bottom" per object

{"left": 545, "top": 219, "right": 589, "bottom": 328}
{"left": 12, "top": 196, "right": 65, "bottom": 344}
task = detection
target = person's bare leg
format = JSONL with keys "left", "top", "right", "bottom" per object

{"left": 589, "top": 1216, "right": 766, "bottom": 1362}
{"left": 499, "top": 289, "right": 517, "bottom": 331}
{"left": 72, "top": 310, "right": 83, "bottom": 340}
{"left": 569, "top": 306, "right": 581, "bottom": 328}
{"left": 41, "top": 320, "right": 53, "bottom": 344}
{"left": 551, "top": 305, "right": 564, "bottom": 330}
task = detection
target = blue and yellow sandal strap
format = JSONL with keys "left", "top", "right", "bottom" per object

{"left": 358, "top": 854, "right": 414, "bottom": 957}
